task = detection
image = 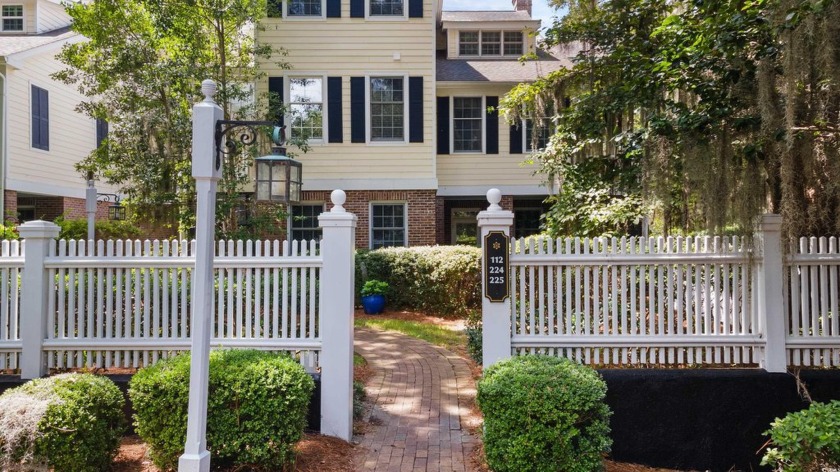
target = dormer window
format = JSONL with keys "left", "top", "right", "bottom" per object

{"left": 458, "top": 30, "right": 524, "bottom": 57}
{"left": 1, "top": 5, "right": 24, "bottom": 32}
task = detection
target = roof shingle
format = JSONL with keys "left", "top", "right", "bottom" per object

{"left": 0, "top": 27, "right": 77, "bottom": 58}
{"left": 441, "top": 10, "right": 535, "bottom": 23}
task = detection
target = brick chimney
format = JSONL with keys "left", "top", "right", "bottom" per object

{"left": 512, "top": 0, "right": 532, "bottom": 16}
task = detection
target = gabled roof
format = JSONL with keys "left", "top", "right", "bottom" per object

{"left": 436, "top": 46, "right": 577, "bottom": 82}
{"left": 441, "top": 10, "right": 534, "bottom": 22}
{"left": 0, "top": 27, "right": 77, "bottom": 58}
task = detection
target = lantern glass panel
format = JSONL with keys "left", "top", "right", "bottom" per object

{"left": 257, "top": 182, "right": 270, "bottom": 201}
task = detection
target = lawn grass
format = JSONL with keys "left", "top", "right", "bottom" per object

{"left": 354, "top": 317, "right": 466, "bottom": 353}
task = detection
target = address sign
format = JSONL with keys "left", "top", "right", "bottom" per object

{"left": 484, "top": 231, "right": 510, "bottom": 302}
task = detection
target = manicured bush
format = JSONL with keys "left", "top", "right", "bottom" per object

{"left": 55, "top": 216, "right": 142, "bottom": 240}
{"left": 477, "top": 355, "right": 612, "bottom": 472}
{"left": 0, "top": 373, "right": 125, "bottom": 472}
{"left": 356, "top": 245, "right": 481, "bottom": 317}
{"left": 761, "top": 400, "right": 840, "bottom": 471}
{"left": 129, "top": 349, "right": 315, "bottom": 471}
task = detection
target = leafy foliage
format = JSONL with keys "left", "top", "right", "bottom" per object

{"left": 464, "top": 310, "right": 483, "bottom": 365}
{"left": 54, "top": 216, "right": 143, "bottom": 240}
{"left": 761, "top": 400, "right": 840, "bottom": 471}
{"left": 129, "top": 349, "right": 314, "bottom": 471}
{"left": 54, "top": 0, "right": 289, "bottom": 238}
{"left": 356, "top": 246, "right": 481, "bottom": 317}
{"left": 503, "top": 0, "right": 840, "bottom": 238}
{"left": 0, "top": 223, "right": 18, "bottom": 240}
{"left": 477, "top": 355, "right": 612, "bottom": 472}
{"left": 0, "top": 373, "right": 125, "bottom": 472}
{"left": 360, "top": 280, "right": 389, "bottom": 297}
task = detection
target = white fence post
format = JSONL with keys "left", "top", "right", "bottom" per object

{"left": 318, "top": 189, "right": 357, "bottom": 441}
{"left": 19, "top": 220, "right": 60, "bottom": 379}
{"left": 477, "top": 189, "right": 515, "bottom": 369}
{"left": 758, "top": 214, "right": 786, "bottom": 372}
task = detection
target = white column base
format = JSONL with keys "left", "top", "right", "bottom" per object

{"left": 178, "top": 451, "right": 211, "bottom": 472}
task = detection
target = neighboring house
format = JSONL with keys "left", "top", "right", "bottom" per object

{"left": 0, "top": 0, "right": 110, "bottom": 224}
{"left": 258, "top": 0, "right": 571, "bottom": 249}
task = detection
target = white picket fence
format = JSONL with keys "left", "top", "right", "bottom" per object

{"left": 787, "top": 237, "right": 840, "bottom": 367}
{"left": 0, "top": 238, "right": 322, "bottom": 372}
{"left": 507, "top": 235, "right": 762, "bottom": 366}
{"left": 478, "top": 192, "right": 840, "bottom": 371}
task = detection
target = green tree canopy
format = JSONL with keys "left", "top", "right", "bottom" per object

{"left": 54, "top": 0, "right": 285, "bottom": 238}
{"left": 502, "top": 0, "right": 840, "bottom": 238}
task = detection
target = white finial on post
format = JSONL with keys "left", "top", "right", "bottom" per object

{"left": 201, "top": 79, "right": 217, "bottom": 103}
{"left": 330, "top": 189, "right": 347, "bottom": 213}
{"left": 487, "top": 188, "right": 503, "bottom": 211}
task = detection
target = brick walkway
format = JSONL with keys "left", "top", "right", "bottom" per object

{"left": 353, "top": 328, "right": 479, "bottom": 472}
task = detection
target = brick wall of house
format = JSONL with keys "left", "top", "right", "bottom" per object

{"left": 3, "top": 191, "right": 17, "bottom": 224}
{"left": 301, "top": 189, "right": 437, "bottom": 249}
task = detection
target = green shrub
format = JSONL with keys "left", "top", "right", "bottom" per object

{"left": 477, "top": 355, "right": 612, "bottom": 472}
{"left": 360, "top": 279, "right": 389, "bottom": 297}
{"left": 356, "top": 245, "right": 481, "bottom": 317}
{"left": 0, "top": 223, "right": 18, "bottom": 240}
{"left": 353, "top": 381, "right": 366, "bottom": 420}
{"left": 761, "top": 400, "right": 840, "bottom": 471}
{"left": 0, "top": 373, "right": 125, "bottom": 472}
{"left": 129, "top": 349, "right": 315, "bottom": 471}
{"left": 55, "top": 216, "right": 142, "bottom": 240}
{"left": 464, "top": 310, "right": 483, "bottom": 365}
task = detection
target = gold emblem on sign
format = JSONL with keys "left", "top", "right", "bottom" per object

{"left": 493, "top": 242, "right": 501, "bottom": 250}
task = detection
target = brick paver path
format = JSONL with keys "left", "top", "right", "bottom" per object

{"left": 353, "top": 328, "right": 479, "bottom": 472}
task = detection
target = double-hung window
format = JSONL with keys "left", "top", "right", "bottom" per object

{"left": 289, "top": 77, "right": 324, "bottom": 141}
{"left": 31, "top": 85, "right": 49, "bottom": 151}
{"left": 525, "top": 118, "right": 551, "bottom": 152}
{"left": 369, "top": 0, "right": 403, "bottom": 16}
{"left": 458, "top": 31, "right": 524, "bottom": 57}
{"left": 290, "top": 204, "right": 324, "bottom": 242}
{"left": 452, "top": 97, "right": 483, "bottom": 153}
{"left": 287, "top": 0, "right": 323, "bottom": 16}
{"left": 1, "top": 5, "right": 23, "bottom": 32}
{"left": 371, "top": 203, "right": 406, "bottom": 249}
{"left": 370, "top": 77, "right": 404, "bottom": 142}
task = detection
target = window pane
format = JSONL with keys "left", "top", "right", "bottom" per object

{"left": 370, "top": 0, "right": 403, "bottom": 15}
{"left": 289, "top": 78, "right": 323, "bottom": 140}
{"left": 370, "top": 78, "right": 404, "bottom": 141}
{"left": 291, "top": 204, "right": 323, "bottom": 241}
{"left": 481, "top": 32, "right": 501, "bottom": 55}
{"left": 453, "top": 98, "right": 483, "bottom": 152}
{"left": 288, "top": 0, "right": 322, "bottom": 16}
{"left": 371, "top": 204, "right": 406, "bottom": 249}
{"left": 459, "top": 31, "right": 479, "bottom": 56}
{"left": 2, "top": 5, "right": 23, "bottom": 15}
{"left": 504, "top": 32, "right": 524, "bottom": 55}
{"left": 525, "top": 118, "right": 551, "bottom": 151}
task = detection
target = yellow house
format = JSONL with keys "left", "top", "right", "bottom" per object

{"left": 0, "top": 0, "right": 116, "bottom": 224}
{"left": 259, "top": 0, "right": 570, "bottom": 248}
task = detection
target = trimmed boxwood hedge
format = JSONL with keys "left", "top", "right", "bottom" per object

{"left": 129, "top": 349, "right": 314, "bottom": 471}
{"left": 0, "top": 373, "right": 125, "bottom": 472}
{"left": 356, "top": 245, "right": 481, "bottom": 317}
{"left": 762, "top": 400, "right": 840, "bottom": 471}
{"left": 477, "top": 355, "right": 612, "bottom": 472}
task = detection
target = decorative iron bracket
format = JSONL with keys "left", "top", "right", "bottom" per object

{"left": 214, "top": 120, "right": 277, "bottom": 171}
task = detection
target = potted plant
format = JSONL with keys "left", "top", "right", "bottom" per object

{"left": 360, "top": 280, "right": 389, "bottom": 315}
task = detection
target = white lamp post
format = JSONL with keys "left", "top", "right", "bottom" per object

{"left": 179, "top": 79, "right": 223, "bottom": 472}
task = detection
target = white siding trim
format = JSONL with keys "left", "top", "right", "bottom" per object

{"left": 7, "top": 178, "right": 86, "bottom": 199}
{"left": 437, "top": 185, "right": 549, "bottom": 197}
{"left": 303, "top": 177, "right": 437, "bottom": 191}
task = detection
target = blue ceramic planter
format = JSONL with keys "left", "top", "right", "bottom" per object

{"left": 361, "top": 294, "right": 386, "bottom": 314}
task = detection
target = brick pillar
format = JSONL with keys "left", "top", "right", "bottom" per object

{"left": 435, "top": 197, "right": 446, "bottom": 245}
{"left": 4, "top": 190, "right": 17, "bottom": 223}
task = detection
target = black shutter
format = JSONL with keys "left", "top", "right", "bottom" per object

{"left": 485, "top": 96, "right": 498, "bottom": 154}
{"left": 327, "top": 0, "right": 341, "bottom": 17}
{"left": 350, "top": 77, "right": 365, "bottom": 143}
{"left": 436, "top": 96, "right": 449, "bottom": 155}
{"left": 96, "top": 118, "right": 109, "bottom": 148}
{"left": 268, "top": 77, "right": 284, "bottom": 128}
{"left": 409, "top": 0, "right": 422, "bottom": 17}
{"left": 409, "top": 77, "right": 423, "bottom": 143}
{"left": 350, "top": 0, "right": 364, "bottom": 17}
{"left": 510, "top": 122, "right": 523, "bottom": 154}
{"left": 328, "top": 77, "right": 343, "bottom": 143}
{"left": 32, "top": 86, "right": 49, "bottom": 151}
